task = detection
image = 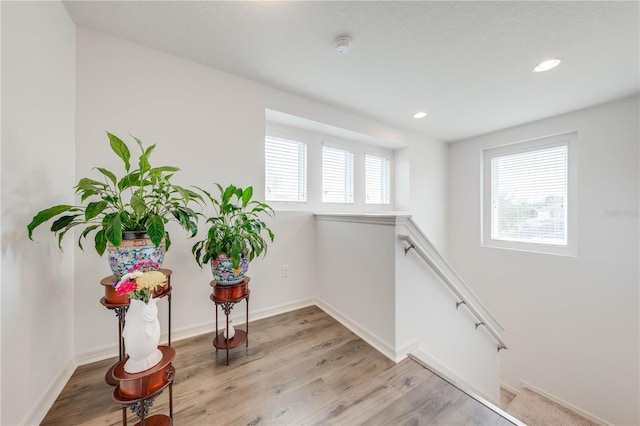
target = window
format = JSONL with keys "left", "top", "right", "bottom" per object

{"left": 365, "top": 154, "right": 391, "bottom": 204}
{"left": 265, "top": 135, "right": 307, "bottom": 202}
{"left": 483, "top": 132, "right": 576, "bottom": 255}
{"left": 322, "top": 145, "right": 354, "bottom": 203}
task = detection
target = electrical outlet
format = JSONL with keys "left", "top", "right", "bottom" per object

{"left": 281, "top": 265, "right": 289, "bottom": 278}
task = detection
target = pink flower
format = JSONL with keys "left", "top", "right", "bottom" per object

{"left": 129, "top": 261, "right": 160, "bottom": 273}
{"left": 115, "top": 280, "right": 137, "bottom": 296}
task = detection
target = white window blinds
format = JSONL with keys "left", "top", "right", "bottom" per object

{"left": 322, "top": 145, "right": 354, "bottom": 203}
{"left": 265, "top": 135, "right": 307, "bottom": 202}
{"left": 490, "top": 143, "right": 568, "bottom": 245}
{"left": 365, "top": 154, "right": 391, "bottom": 204}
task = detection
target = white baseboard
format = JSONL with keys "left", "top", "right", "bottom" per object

{"left": 75, "top": 297, "right": 317, "bottom": 366}
{"left": 75, "top": 341, "right": 119, "bottom": 366}
{"left": 410, "top": 350, "right": 525, "bottom": 426}
{"left": 411, "top": 349, "right": 498, "bottom": 405}
{"left": 247, "top": 298, "right": 316, "bottom": 325}
{"left": 314, "top": 298, "right": 397, "bottom": 362}
{"left": 521, "top": 381, "right": 611, "bottom": 426}
{"left": 500, "top": 381, "right": 520, "bottom": 396}
{"left": 395, "top": 338, "right": 419, "bottom": 362}
{"left": 22, "top": 357, "right": 76, "bottom": 426}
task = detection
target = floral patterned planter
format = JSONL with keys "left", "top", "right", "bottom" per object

{"left": 211, "top": 255, "right": 249, "bottom": 285}
{"left": 107, "top": 232, "right": 165, "bottom": 278}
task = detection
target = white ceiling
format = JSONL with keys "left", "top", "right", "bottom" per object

{"left": 63, "top": 1, "right": 639, "bottom": 142}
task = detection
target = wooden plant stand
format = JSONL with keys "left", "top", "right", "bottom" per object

{"left": 209, "top": 277, "right": 250, "bottom": 365}
{"left": 112, "top": 345, "right": 175, "bottom": 426}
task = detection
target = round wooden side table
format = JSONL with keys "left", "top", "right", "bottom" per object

{"left": 210, "top": 277, "right": 250, "bottom": 365}
{"left": 100, "top": 269, "right": 173, "bottom": 385}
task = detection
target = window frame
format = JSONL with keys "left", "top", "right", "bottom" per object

{"left": 322, "top": 143, "right": 355, "bottom": 204}
{"left": 264, "top": 134, "right": 308, "bottom": 203}
{"left": 481, "top": 131, "right": 577, "bottom": 256}
{"left": 365, "top": 152, "right": 391, "bottom": 205}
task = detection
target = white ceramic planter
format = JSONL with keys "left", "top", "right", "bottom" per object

{"left": 123, "top": 297, "right": 162, "bottom": 373}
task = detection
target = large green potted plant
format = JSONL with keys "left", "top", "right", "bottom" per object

{"left": 27, "top": 132, "right": 203, "bottom": 278}
{"left": 192, "top": 183, "right": 274, "bottom": 285}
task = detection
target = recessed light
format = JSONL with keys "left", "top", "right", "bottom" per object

{"left": 533, "top": 58, "right": 561, "bottom": 72}
{"left": 413, "top": 112, "right": 427, "bottom": 119}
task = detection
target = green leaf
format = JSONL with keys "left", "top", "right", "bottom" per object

{"left": 223, "top": 184, "right": 236, "bottom": 204}
{"left": 78, "top": 225, "right": 99, "bottom": 250}
{"left": 171, "top": 206, "right": 199, "bottom": 237}
{"left": 180, "top": 187, "right": 204, "bottom": 202}
{"left": 95, "top": 229, "right": 107, "bottom": 256}
{"left": 119, "top": 210, "right": 137, "bottom": 230}
{"left": 75, "top": 177, "right": 106, "bottom": 192}
{"left": 192, "top": 242, "right": 203, "bottom": 266}
{"left": 80, "top": 190, "right": 97, "bottom": 202}
{"left": 95, "top": 168, "right": 117, "bottom": 186}
{"left": 151, "top": 166, "right": 180, "bottom": 173}
{"left": 164, "top": 231, "right": 171, "bottom": 252}
{"left": 50, "top": 215, "right": 80, "bottom": 232}
{"left": 242, "top": 186, "right": 253, "bottom": 207}
{"left": 130, "top": 195, "right": 146, "bottom": 218}
{"left": 27, "top": 205, "right": 77, "bottom": 240}
{"left": 144, "top": 143, "right": 156, "bottom": 158}
{"left": 133, "top": 136, "right": 152, "bottom": 174}
{"left": 145, "top": 214, "right": 165, "bottom": 247}
{"left": 85, "top": 201, "right": 107, "bottom": 220}
{"left": 105, "top": 214, "right": 122, "bottom": 247}
{"left": 107, "top": 132, "right": 131, "bottom": 172}
{"left": 117, "top": 171, "right": 141, "bottom": 191}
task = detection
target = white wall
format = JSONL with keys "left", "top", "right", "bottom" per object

{"left": 405, "top": 137, "right": 449, "bottom": 255}
{"left": 448, "top": 96, "right": 640, "bottom": 424}
{"left": 73, "top": 28, "right": 448, "bottom": 363}
{"left": 0, "top": 13, "right": 449, "bottom": 422}
{"left": 1, "top": 2, "right": 76, "bottom": 424}
{"left": 315, "top": 215, "right": 398, "bottom": 357}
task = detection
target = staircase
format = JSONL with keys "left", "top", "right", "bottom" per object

{"left": 501, "top": 387, "right": 602, "bottom": 426}
{"left": 313, "top": 213, "right": 608, "bottom": 425}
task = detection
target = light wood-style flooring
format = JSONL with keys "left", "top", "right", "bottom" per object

{"left": 42, "top": 306, "right": 514, "bottom": 425}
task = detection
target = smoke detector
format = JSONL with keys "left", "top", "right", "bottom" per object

{"left": 334, "top": 36, "right": 351, "bottom": 54}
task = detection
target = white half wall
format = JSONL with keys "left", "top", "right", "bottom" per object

{"left": 314, "top": 214, "right": 502, "bottom": 401}
{"left": 448, "top": 96, "right": 640, "bottom": 425}
{"left": 315, "top": 214, "right": 398, "bottom": 358}
{"left": 1, "top": 1, "right": 76, "bottom": 424}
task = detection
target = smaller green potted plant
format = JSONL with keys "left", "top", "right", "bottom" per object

{"left": 192, "top": 183, "right": 274, "bottom": 284}
{"left": 27, "top": 132, "right": 203, "bottom": 278}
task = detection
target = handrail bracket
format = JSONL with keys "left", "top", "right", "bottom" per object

{"left": 404, "top": 243, "right": 415, "bottom": 256}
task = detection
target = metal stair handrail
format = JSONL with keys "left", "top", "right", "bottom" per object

{"left": 399, "top": 218, "right": 508, "bottom": 351}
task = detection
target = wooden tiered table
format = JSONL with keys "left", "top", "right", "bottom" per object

{"left": 112, "top": 345, "right": 175, "bottom": 426}
{"left": 210, "top": 277, "right": 250, "bottom": 365}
